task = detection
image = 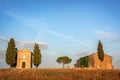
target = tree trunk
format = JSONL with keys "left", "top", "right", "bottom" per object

{"left": 9, "top": 65, "right": 12, "bottom": 69}
{"left": 63, "top": 63, "right": 65, "bottom": 68}
{"left": 100, "top": 61, "right": 102, "bottom": 69}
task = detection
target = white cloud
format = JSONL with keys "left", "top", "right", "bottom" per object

{"left": 95, "top": 30, "right": 120, "bottom": 45}
{"left": 16, "top": 41, "right": 48, "bottom": 50}
{"left": 0, "top": 36, "right": 9, "bottom": 42}
{"left": 96, "top": 31, "right": 117, "bottom": 39}
{"left": 46, "top": 29, "right": 90, "bottom": 46}
{"left": 74, "top": 51, "right": 90, "bottom": 57}
{"left": 109, "top": 39, "right": 120, "bottom": 44}
{"left": 113, "top": 56, "right": 120, "bottom": 69}
{"left": 0, "top": 49, "right": 5, "bottom": 59}
{"left": 0, "top": 49, "right": 8, "bottom": 68}
{"left": 0, "top": 36, "right": 48, "bottom": 50}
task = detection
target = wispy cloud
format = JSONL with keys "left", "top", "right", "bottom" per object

{"left": 17, "top": 41, "right": 48, "bottom": 50}
{"left": 0, "top": 36, "right": 48, "bottom": 50}
{"left": 46, "top": 29, "right": 89, "bottom": 45}
{"left": 0, "top": 36, "right": 9, "bottom": 42}
{"left": 0, "top": 49, "right": 9, "bottom": 68}
{"left": 5, "top": 10, "right": 47, "bottom": 30}
{"left": 96, "top": 31, "right": 117, "bottom": 39}
{"left": 5, "top": 10, "right": 90, "bottom": 46}
{"left": 95, "top": 30, "right": 120, "bottom": 45}
{"left": 112, "top": 56, "right": 120, "bottom": 68}
{"left": 0, "top": 49, "right": 5, "bottom": 59}
{"left": 75, "top": 51, "right": 90, "bottom": 57}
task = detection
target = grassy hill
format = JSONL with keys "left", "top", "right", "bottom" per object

{"left": 0, "top": 68, "right": 120, "bottom": 80}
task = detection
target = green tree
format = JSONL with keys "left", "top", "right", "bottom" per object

{"left": 12, "top": 48, "right": 17, "bottom": 67}
{"left": 6, "top": 38, "right": 17, "bottom": 68}
{"left": 33, "top": 43, "right": 41, "bottom": 68}
{"left": 80, "top": 56, "right": 89, "bottom": 68}
{"left": 56, "top": 56, "right": 72, "bottom": 68}
{"left": 97, "top": 40, "right": 104, "bottom": 68}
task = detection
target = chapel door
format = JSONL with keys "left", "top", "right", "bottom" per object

{"left": 22, "top": 62, "right": 26, "bottom": 68}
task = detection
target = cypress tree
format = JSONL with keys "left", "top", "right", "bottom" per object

{"left": 6, "top": 38, "right": 17, "bottom": 68}
{"left": 33, "top": 43, "right": 41, "bottom": 68}
{"left": 97, "top": 40, "right": 104, "bottom": 68}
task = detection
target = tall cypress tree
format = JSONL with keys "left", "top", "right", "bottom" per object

{"left": 97, "top": 40, "right": 104, "bottom": 68}
{"left": 33, "top": 43, "right": 41, "bottom": 68}
{"left": 6, "top": 38, "right": 17, "bottom": 68}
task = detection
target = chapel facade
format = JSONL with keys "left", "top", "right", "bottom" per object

{"left": 16, "top": 48, "right": 32, "bottom": 68}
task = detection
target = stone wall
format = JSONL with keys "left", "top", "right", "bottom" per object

{"left": 16, "top": 48, "right": 32, "bottom": 69}
{"left": 88, "top": 53, "right": 113, "bottom": 69}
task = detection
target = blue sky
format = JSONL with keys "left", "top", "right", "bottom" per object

{"left": 0, "top": 0, "right": 120, "bottom": 68}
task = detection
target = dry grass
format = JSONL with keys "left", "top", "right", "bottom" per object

{"left": 0, "top": 68, "right": 120, "bottom": 80}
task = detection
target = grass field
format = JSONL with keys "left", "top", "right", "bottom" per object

{"left": 0, "top": 68, "right": 120, "bottom": 80}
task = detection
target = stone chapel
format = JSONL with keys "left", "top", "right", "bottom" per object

{"left": 74, "top": 53, "right": 113, "bottom": 69}
{"left": 16, "top": 48, "right": 32, "bottom": 68}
